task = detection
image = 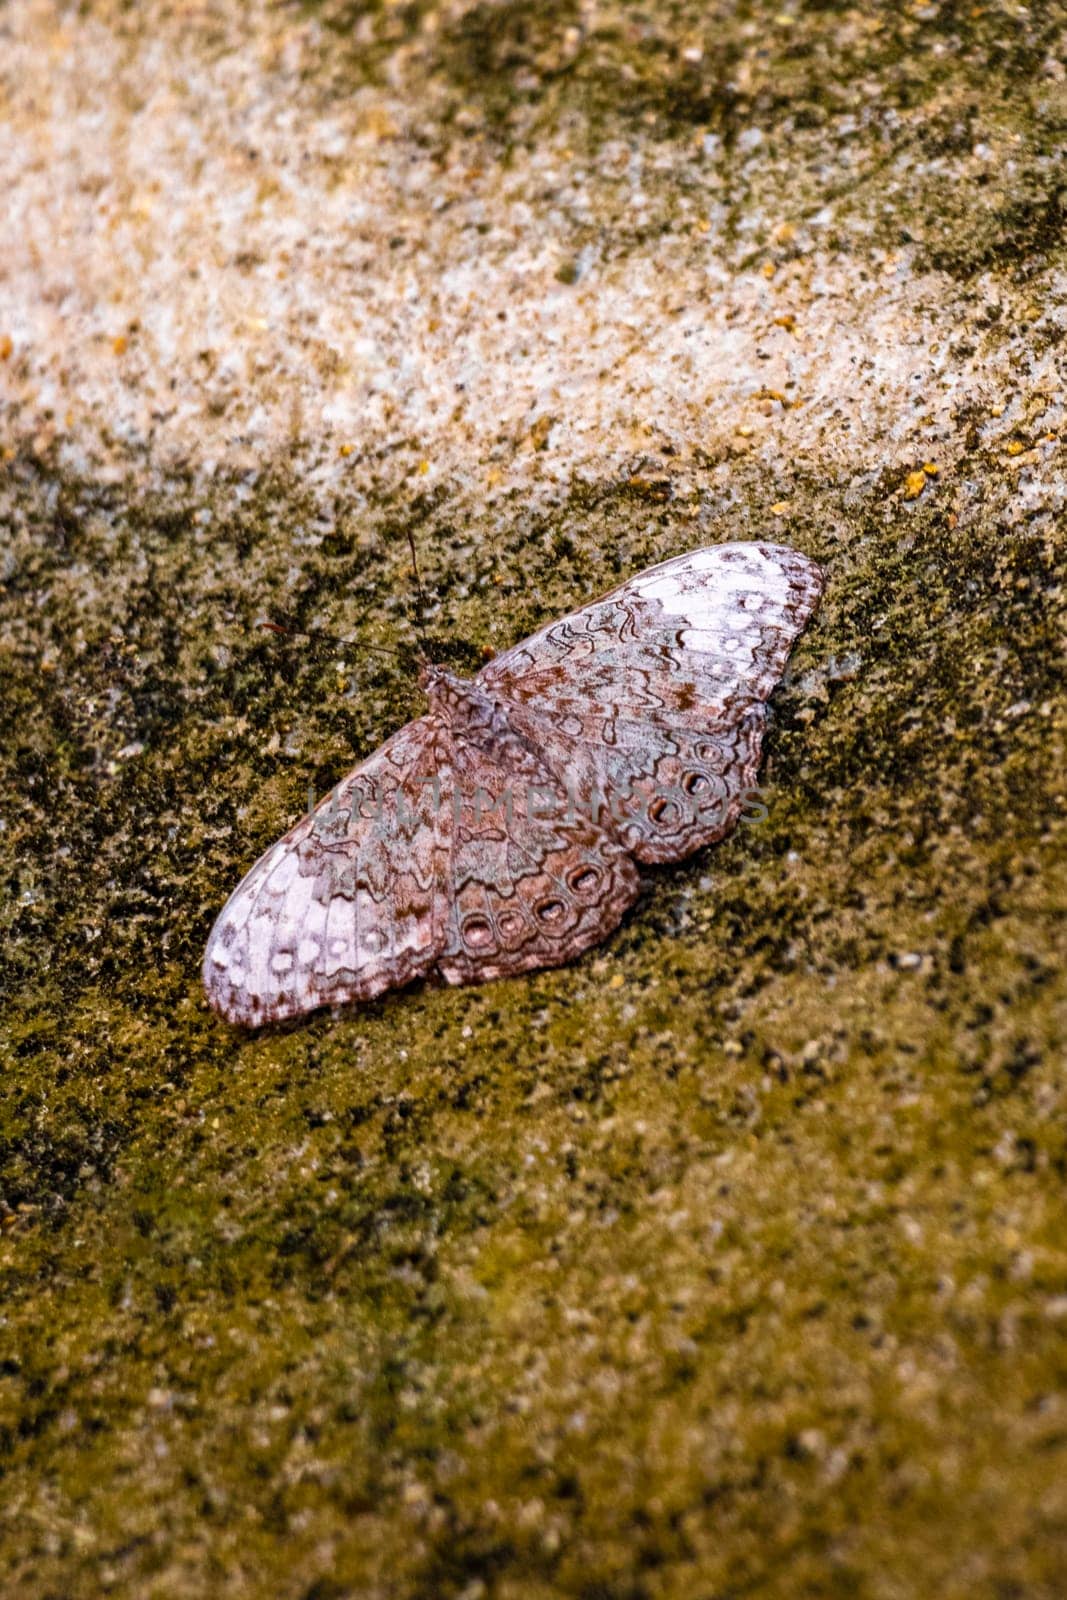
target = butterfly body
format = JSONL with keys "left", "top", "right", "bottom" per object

{"left": 204, "top": 542, "right": 823, "bottom": 1026}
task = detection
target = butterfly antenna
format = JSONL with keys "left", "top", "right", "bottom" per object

{"left": 407, "top": 529, "right": 431, "bottom": 661}
{"left": 258, "top": 621, "right": 402, "bottom": 663}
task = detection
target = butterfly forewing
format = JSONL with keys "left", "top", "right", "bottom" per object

{"left": 477, "top": 543, "right": 823, "bottom": 862}
{"left": 202, "top": 719, "right": 453, "bottom": 1025}
{"left": 479, "top": 544, "right": 822, "bottom": 716}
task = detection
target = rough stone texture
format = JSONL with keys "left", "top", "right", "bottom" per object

{"left": 1, "top": 2, "right": 1065, "bottom": 1597}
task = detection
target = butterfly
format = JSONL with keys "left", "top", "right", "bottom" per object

{"left": 203, "top": 542, "right": 824, "bottom": 1026}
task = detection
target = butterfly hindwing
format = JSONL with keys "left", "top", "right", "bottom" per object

{"left": 487, "top": 701, "right": 769, "bottom": 864}
{"left": 431, "top": 699, "right": 642, "bottom": 984}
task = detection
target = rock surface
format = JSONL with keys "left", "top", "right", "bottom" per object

{"left": 1, "top": 2, "right": 1065, "bottom": 1596}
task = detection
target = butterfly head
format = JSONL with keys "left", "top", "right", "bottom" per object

{"left": 418, "top": 659, "right": 482, "bottom": 724}
{"left": 417, "top": 659, "right": 458, "bottom": 694}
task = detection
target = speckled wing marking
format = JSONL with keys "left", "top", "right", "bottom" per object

{"left": 203, "top": 541, "right": 823, "bottom": 1025}
{"left": 202, "top": 693, "right": 641, "bottom": 1024}
{"left": 430, "top": 681, "right": 641, "bottom": 985}
{"left": 478, "top": 542, "right": 824, "bottom": 862}
{"left": 202, "top": 719, "right": 452, "bottom": 1026}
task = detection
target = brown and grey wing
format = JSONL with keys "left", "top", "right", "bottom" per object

{"left": 478, "top": 542, "right": 824, "bottom": 731}
{"left": 493, "top": 700, "right": 770, "bottom": 865}
{"left": 202, "top": 717, "right": 453, "bottom": 1026}
{"left": 431, "top": 729, "right": 641, "bottom": 986}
